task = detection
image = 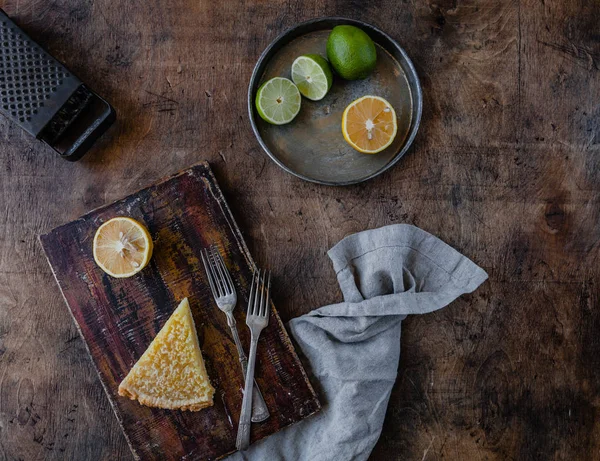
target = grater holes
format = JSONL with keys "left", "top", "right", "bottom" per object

{"left": 1, "top": 19, "right": 73, "bottom": 123}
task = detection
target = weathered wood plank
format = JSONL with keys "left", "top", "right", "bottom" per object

{"left": 0, "top": 0, "right": 598, "bottom": 459}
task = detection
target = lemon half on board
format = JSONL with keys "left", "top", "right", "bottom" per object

{"left": 93, "top": 217, "right": 153, "bottom": 278}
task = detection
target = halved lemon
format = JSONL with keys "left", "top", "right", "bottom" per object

{"left": 93, "top": 217, "right": 153, "bottom": 278}
{"left": 342, "top": 95, "right": 397, "bottom": 154}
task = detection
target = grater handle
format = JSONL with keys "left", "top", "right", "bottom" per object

{"left": 59, "top": 102, "right": 116, "bottom": 161}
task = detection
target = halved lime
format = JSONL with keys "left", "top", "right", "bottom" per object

{"left": 291, "top": 54, "right": 333, "bottom": 101}
{"left": 255, "top": 77, "right": 301, "bottom": 125}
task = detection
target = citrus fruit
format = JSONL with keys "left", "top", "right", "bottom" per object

{"left": 93, "top": 217, "right": 153, "bottom": 278}
{"left": 291, "top": 54, "right": 333, "bottom": 101}
{"left": 342, "top": 95, "right": 397, "bottom": 154}
{"left": 255, "top": 77, "right": 301, "bottom": 125}
{"left": 326, "top": 25, "right": 377, "bottom": 80}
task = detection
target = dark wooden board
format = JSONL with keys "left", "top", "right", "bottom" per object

{"left": 39, "top": 162, "right": 320, "bottom": 461}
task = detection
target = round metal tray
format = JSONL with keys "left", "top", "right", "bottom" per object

{"left": 248, "top": 17, "right": 423, "bottom": 186}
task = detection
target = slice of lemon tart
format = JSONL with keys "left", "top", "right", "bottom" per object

{"left": 118, "top": 298, "right": 215, "bottom": 411}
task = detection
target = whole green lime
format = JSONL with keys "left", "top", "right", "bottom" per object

{"left": 326, "top": 25, "right": 377, "bottom": 80}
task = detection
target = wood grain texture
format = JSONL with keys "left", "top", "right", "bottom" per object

{"left": 38, "top": 163, "right": 320, "bottom": 460}
{"left": 0, "top": 0, "right": 598, "bottom": 460}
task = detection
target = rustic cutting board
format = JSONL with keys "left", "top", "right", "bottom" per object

{"left": 39, "top": 162, "right": 321, "bottom": 461}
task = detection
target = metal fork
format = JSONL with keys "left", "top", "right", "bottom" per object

{"left": 201, "top": 246, "right": 270, "bottom": 423}
{"left": 236, "top": 269, "right": 271, "bottom": 451}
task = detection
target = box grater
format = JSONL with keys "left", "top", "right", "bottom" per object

{"left": 0, "top": 9, "right": 115, "bottom": 160}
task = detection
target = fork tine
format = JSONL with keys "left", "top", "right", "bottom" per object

{"left": 252, "top": 269, "right": 259, "bottom": 316}
{"left": 255, "top": 269, "right": 262, "bottom": 315}
{"left": 262, "top": 271, "right": 271, "bottom": 318}
{"left": 201, "top": 249, "right": 221, "bottom": 298}
{"left": 212, "top": 245, "right": 234, "bottom": 295}
{"left": 258, "top": 269, "right": 265, "bottom": 317}
{"left": 255, "top": 269, "right": 263, "bottom": 316}
{"left": 247, "top": 269, "right": 257, "bottom": 316}
{"left": 204, "top": 248, "right": 224, "bottom": 297}
{"left": 208, "top": 247, "right": 228, "bottom": 297}
{"left": 262, "top": 270, "right": 267, "bottom": 316}
{"left": 221, "top": 253, "right": 236, "bottom": 293}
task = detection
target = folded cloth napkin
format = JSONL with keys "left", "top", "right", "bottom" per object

{"left": 228, "top": 224, "right": 488, "bottom": 461}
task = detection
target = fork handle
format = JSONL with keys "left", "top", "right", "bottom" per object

{"left": 227, "top": 315, "right": 270, "bottom": 422}
{"left": 236, "top": 335, "right": 258, "bottom": 451}
{"left": 227, "top": 314, "right": 248, "bottom": 362}
{"left": 242, "top": 361, "right": 270, "bottom": 423}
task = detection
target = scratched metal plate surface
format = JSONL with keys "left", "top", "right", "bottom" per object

{"left": 248, "top": 18, "right": 422, "bottom": 186}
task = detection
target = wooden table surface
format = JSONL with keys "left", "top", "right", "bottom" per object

{"left": 0, "top": 0, "right": 598, "bottom": 460}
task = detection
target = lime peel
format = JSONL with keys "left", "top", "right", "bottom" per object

{"left": 255, "top": 77, "right": 301, "bottom": 125}
{"left": 291, "top": 54, "right": 333, "bottom": 101}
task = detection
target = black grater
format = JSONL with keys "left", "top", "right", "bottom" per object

{"left": 0, "top": 9, "right": 115, "bottom": 161}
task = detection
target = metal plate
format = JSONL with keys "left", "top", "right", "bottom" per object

{"left": 248, "top": 17, "right": 423, "bottom": 186}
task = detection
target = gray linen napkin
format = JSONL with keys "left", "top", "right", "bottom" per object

{"left": 228, "top": 224, "right": 488, "bottom": 461}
